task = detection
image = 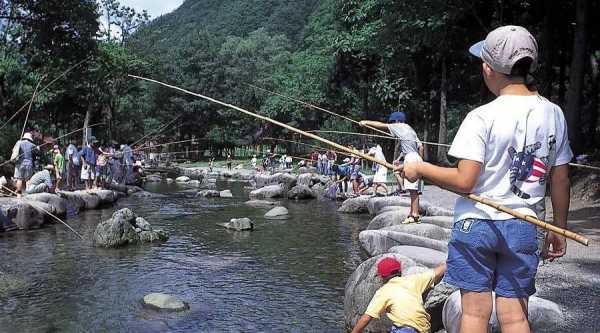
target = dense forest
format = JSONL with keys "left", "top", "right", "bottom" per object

{"left": 1, "top": 0, "right": 599, "bottom": 163}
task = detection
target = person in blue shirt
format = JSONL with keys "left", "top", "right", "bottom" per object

{"left": 80, "top": 137, "right": 98, "bottom": 190}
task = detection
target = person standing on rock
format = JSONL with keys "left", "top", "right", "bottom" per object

{"left": 10, "top": 132, "right": 40, "bottom": 197}
{"left": 351, "top": 257, "right": 446, "bottom": 333}
{"left": 52, "top": 145, "right": 65, "bottom": 191}
{"left": 360, "top": 112, "right": 424, "bottom": 223}
{"left": 401, "top": 26, "right": 573, "bottom": 333}
{"left": 80, "top": 137, "right": 98, "bottom": 191}
{"left": 367, "top": 144, "right": 388, "bottom": 196}
{"left": 65, "top": 138, "right": 80, "bottom": 191}
{"left": 121, "top": 142, "right": 134, "bottom": 185}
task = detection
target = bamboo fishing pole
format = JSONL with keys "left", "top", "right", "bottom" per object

{"left": 263, "top": 137, "right": 353, "bottom": 157}
{"left": 128, "top": 75, "right": 590, "bottom": 246}
{"left": 132, "top": 115, "right": 183, "bottom": 147}
{"left": 0, "top": 56, "right": 92, "bottom": 131}
{"left": 0, "top": 186, "right": 84, "bottom": 239}
{"left": 309, "top": 130, "right": 452, "bottom": 148}
{"left": 20, "top": 76, "right": 46, "bottom": 138}
{"left": 245, "top": 83, "right": 394, "bottom": 138}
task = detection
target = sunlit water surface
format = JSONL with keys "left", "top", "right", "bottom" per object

{"left": 0, "top": 181, "right": 369, "bottom": 332}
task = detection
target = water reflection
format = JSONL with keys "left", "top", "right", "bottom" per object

{"left": 0, "top": 181, "right": 370, "bottom": 332}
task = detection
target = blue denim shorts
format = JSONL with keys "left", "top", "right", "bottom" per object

{"left": 390, "top": 326, "right": 417, "bottom": 333}
{"left": 444, "top": 218, "right": 539, "bottom": 298}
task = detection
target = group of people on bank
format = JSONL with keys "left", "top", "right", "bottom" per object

{"left": 8, "top": 130, "right": 139, "bottom": 197}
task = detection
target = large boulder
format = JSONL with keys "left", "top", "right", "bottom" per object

{"left": 94, "top": 190, "right": 117, "bottom": 205}
{"left": 71, "top": 191, "right": 101, "bottom": 210}
{"left": 287, "top": 185, "right": 316, "bottom": 200}
{"left": 94, "top": 208, "right": 168, "bottom": 248}
{"left": 344, "top": 253, "right": 422, "bottom": 332}
{"left": 359, "top": 229, "right": 448, "bottom": 256}
{"left": 196, "top": 190, "right": 220, "bottom": 198}
{"left": 367, "top": 210, "right": 454, "bottom": 231}
{"left": 219, "top": 190, "right": 233, "bottom": 198}
{"left": 143, "top": 293, "right": 189, "bottom": 312}
{"left": 218, "top": 218, "right": 254, "bottom": 231}
{"left": 442, "top": 291, "right": 565, "bottom": 333}
{"left": 1, "top": 200, "right": 45, "bottom": 230}
{"left": 244, "top": 200, "right": 280, "bottom": 208}
{"left": 367, "top": 196, "right": 413, "bottom": 215}
{"left": 338, "top": 196, "right": 371, "bottom": 214}
{"left": 264, "top": 206, "right": 289, "bottom": 219}
{"left": 249, "top": 185, "right": 284, "bottom": 199}
{"left": 380, "top": 224, "right": 450, "bottom": 242}
{"left": 389, "top": 246, "right": 447, "bottom": 268}
{"left": 278, "top": 173, "right": 298, "bottom": 191}
{"left": 25, "top": 193, "right": 67, "bottom": 217}
{"left": 175, "top": 176, "right": 190, "bottom": 183}
{"left": 146, "top": 174, "right": 162, "bottom": 183}
{"left": 297, "top": 173, "right": 312, "bottom": 187}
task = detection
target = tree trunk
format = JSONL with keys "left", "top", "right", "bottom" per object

{"left": 587, "top": 54, "right": 599, "bottom": 147}
{"left": 565, "top": 0, "right": 588, "bottom": 153}
{"left": 437, "top": 58, "right": 449, "bottom": 164}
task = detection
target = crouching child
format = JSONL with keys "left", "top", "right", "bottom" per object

{"left": 352, "top": 258, "right": 446, "bottom": 333}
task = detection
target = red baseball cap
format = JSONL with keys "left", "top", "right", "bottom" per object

{"left": 377, "top": 257, "right": 402, "bottom": 279}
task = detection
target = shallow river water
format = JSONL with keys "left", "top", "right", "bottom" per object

{"left": 0, "top": 181, "right": 370, "bottom": 332}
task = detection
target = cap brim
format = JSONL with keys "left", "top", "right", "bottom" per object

{"left": 469, "top": 41, "right": 484, "bottom": 58}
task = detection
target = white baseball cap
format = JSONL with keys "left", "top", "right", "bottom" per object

{"left": 469, "top": 25, "right": 538, "bottom": 74}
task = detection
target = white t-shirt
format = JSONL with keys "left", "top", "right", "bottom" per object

{"left": 449, "top": 95, "right": 573, "bottom": 221}
{"left": 388, "top": 123, "right": 422, "bottom": 154}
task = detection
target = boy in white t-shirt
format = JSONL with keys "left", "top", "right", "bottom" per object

{"left": 402, "top": 26, "right": 572, "bottom": 333}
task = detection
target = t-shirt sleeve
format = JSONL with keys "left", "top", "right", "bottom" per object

{"left": 364, "top": 289, "right": 388, "bottom": 319}
{"left": 553, "top": 110, "right": 574, "bottom": 166}
{"left": 448, "top": 112, "right": 487, "bottom": 163}
{"left": 405, "top": 270, "right": 436, "bottom": 295}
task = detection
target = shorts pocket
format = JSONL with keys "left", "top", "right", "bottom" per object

{"left": 450, "top": 219, "right": 483, "bottom": 248}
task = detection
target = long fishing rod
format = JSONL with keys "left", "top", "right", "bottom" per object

{"left": 263, "top": 137, "right": 352, "bottom": 157}
{"left": 245, "top": 83, "right": 393, "bottom": 138}
{"left": 308, "top": 130, "right": 452, "bottom": 148}
{"left": 128, "top": 75, "right": 590, "bottom": 246}
{"left": 0, "top": 56, "right": 92, "bottom": 131}
{"left": 0, "top": 186, "right": 84, "bottom": 239}
{"left": 20, "top": 76, "right": 46, "bottom": 138}
{"left": 132, "top": 114, "right": 183, "bottom": 148}
{"left": 133, "top": 139, "right": 200, "bottom": 152}
{"left": 0, "top": 123, "right": 104, "bottom": 168}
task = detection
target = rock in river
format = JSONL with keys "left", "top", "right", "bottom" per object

{"left": 219, "top": 190, "right": 233, "bottom": 198}
{"left": 219, "top": 218, "right": 254, "bottom": 231}
{"left": 196, "top": 190, "right": 220, "bottom": 198}
{"left": 264, "top": 206, "right": 289, "bottom": 219}
{"left": 359, "top": 229, "right": 448, "bottom": 256}
{"left": 249, "top": 184, "right": 284, "bottom": 199}
{"left": 287, "top": 185, "right": 316, "bottom": 200}
{"left": 175, "top": 176, "right": 190, "bottom": 183}
{"left": 143, "top": 293, "right": 189, "bottom": 312}
{"left": 338, "top": 196, "right": 370, "bottom": 214}
{"left": 94, "top": 208, "right": 168, "bottom": 248}
{"left": 244, "top": 200, "right": 280, "bottom": 208}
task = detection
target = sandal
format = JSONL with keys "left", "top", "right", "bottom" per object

{"left": 401, "top": 215, "right": 421, "bottom": 224}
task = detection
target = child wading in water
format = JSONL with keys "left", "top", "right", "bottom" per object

{"left": 402, "top": 26, "right": 572, "bottom": 332}
{"left": 352, "top": 257, "right": 446, "bottom": 333}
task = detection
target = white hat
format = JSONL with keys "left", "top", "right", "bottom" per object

{"left": 22, "top": 133, "right": 33, "bottom": 141}
{"left": 343, "top": 158, "right": 351, "bottom": 163}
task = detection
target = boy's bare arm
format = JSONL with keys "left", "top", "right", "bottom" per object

{"left": 546, "top": 164, "right": 570, "bottom": 260}
{"left": 404, "top": 160, "right": 482, "bottom": 194}
{"left": 351, "top": 314, "right": 373, "bottom": 333}
{"left": 432, "top": 262, "right": 447, "bottom": 284}
{"left": 359, "top": 120, "right": 390, "bottom": 131}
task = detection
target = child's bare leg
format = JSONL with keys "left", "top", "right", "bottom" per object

{"left": 409, "top": 189, "right": 419, "bottom": 216}
{"left": 461, "top": 290, "right": 493, "bottom": 333}
{"left": 496, "top": 296, "right": 530, "bottom": 333}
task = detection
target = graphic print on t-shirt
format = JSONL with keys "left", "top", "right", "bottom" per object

{"left": 508, "top": 138, "right": 554, "bottom": 200}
